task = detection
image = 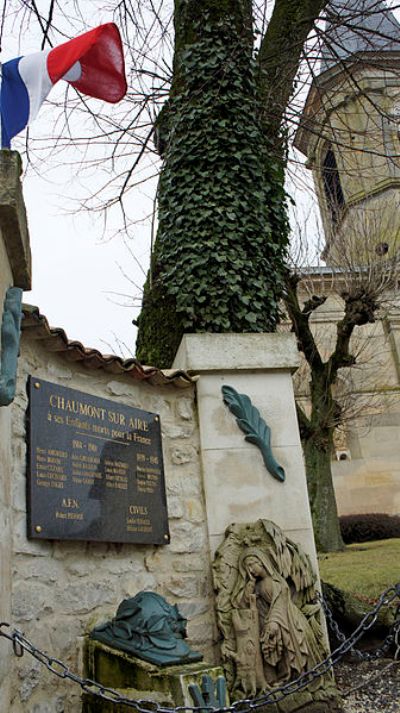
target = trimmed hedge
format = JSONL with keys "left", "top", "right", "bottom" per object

{"left": 340, "top": 513, "right": 400, "bottom": 544}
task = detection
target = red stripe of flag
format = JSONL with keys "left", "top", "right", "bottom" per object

{"left": 47, "top": 23, "right": 127, "bottom": 103}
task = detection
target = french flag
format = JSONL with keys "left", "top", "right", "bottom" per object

{"left": 0, "top": 23, "right": 127, "bottom": 148}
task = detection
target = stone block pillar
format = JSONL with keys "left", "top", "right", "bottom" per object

{"left": 173, "top": 333, "right": 318, "bottom": 568}
{"left": 0, "top": 151, "right": 31, "bottom": 711}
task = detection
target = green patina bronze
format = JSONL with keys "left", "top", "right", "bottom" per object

{"left": 0, "top": 287, "right": 23, "bottom": 407}
{"left": 90, "top": 592, "right": 203, "bottom": 667}
{"left": 189, "top": 674, "right": 227, "bottom": 712}
{"left": 222, "top": 385, "right": 285, "bottom": 482}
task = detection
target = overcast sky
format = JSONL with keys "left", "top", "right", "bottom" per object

{"left": 4, "top": 1, "right": 158, "bottom": 358}
{"left": 23, "top": 155, "right": 152, "bottom": 358}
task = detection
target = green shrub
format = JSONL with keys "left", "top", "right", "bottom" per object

{"left": 340, "top": 513, "right": 400, "bottom": 544}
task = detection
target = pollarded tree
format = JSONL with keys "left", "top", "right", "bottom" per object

{"left": 284, "top": 205, "right": 400, "bottom": 551}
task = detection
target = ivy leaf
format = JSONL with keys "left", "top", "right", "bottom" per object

{"left": 221, "top": 385, "right": 285, "bottom": 482}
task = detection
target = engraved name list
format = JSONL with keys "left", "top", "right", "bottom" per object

{"left": 27, "top": 378, "right": 169, "bottom": 544}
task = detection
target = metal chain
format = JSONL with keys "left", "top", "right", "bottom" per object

{"left": 0, "top": 583, "right": 399, "bottom": 712}
{"left": 320, "top": 592, "right": 399, "bottom": 661}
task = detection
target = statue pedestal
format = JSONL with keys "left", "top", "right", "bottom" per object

{"left": 172, "top": 333, "right": 318, "bottom": 567}
{"left": 82, "top": 639, "right": 226, "bottom": 712}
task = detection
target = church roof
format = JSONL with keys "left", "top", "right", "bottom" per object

{"left": 321, "top": 0, "right": 400, "bottom": 72}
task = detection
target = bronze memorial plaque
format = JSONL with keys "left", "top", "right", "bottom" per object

{"left": 27, "top": 377, "right": 170, "bottom": 544}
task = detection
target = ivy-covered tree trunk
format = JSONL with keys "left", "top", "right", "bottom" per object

{"left": 136, "top": 1, "right": 288, "bottom": 366}
{"left": 135, "top": 0, "right": 347, "bottom": 547}
{"left": 135, "top": 0, "right": 343, "bottom": 551}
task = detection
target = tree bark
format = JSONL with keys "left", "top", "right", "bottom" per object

{"left": 302, "top": 363, "right": 344, "bottom": 552}
{"left": 257, "top": 0, "right": 328, "bottom": 138}
{"left": 303, "top": 432, "right": 344, "bottom": 552}
{"left": 284, "top": 274, "right": 344, "bottom": 551}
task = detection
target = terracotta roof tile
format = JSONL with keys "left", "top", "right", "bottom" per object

{"left": 21, "top": 305, "right": 194, "bottom": 389}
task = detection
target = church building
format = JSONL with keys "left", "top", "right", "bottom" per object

{"left": 295, "top": 0, "right": 400, "bottom": 516}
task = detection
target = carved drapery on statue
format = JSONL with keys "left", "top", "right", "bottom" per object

{"left": 213, "top": 520, "right": 331, "bottom": 697}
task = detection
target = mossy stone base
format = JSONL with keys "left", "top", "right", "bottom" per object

{"left": 82, "top": 638, "right": 226, "bottom": 712}
{"left": 82, "top": 687, "right": 173, "bottom": 713}
{"left": 82, "top": 640, "right": 342, "bottom": 713}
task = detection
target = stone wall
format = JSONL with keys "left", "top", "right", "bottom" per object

{"left": 0, "top": 151, "right": 31, "bottom": 712}
{"left": 8, "top": 335, "right": 214, "bottom": 713}
{"left": 0, "top": 225, "right": 14, "bottom": 712}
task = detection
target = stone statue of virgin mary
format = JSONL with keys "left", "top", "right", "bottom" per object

{"left": 213, "top": 519, "right": 336, "bottom": 707}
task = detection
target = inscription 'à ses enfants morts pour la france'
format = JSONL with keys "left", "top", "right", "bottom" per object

{"left": 27, "top": 377, "right": 169, "bottom": 544}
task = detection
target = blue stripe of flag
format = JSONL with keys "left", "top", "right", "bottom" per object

{"left": 0, "top": 58, "right": 30, "bottom": 149}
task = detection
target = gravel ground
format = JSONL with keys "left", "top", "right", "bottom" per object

{"left": 335, "top": 658, "right": 400, "bottom": 712}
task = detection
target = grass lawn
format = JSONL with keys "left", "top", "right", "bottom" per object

{"left": 318, "top": 538, "right": 400, "bottom": 602}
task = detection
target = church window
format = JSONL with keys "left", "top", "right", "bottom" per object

{"left": 322, "top": 145, "right": 345, "bottom": 225}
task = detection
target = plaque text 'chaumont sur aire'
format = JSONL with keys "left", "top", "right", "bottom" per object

{"left": 27, "top": 378, "right": 169, "bottom": 545}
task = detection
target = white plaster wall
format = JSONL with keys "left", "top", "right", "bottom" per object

{"left": 8, "top": 336, "right": 214, "bottom": 713}
{"left": 0, "top": 229, "right": 14, "bottom": 712}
